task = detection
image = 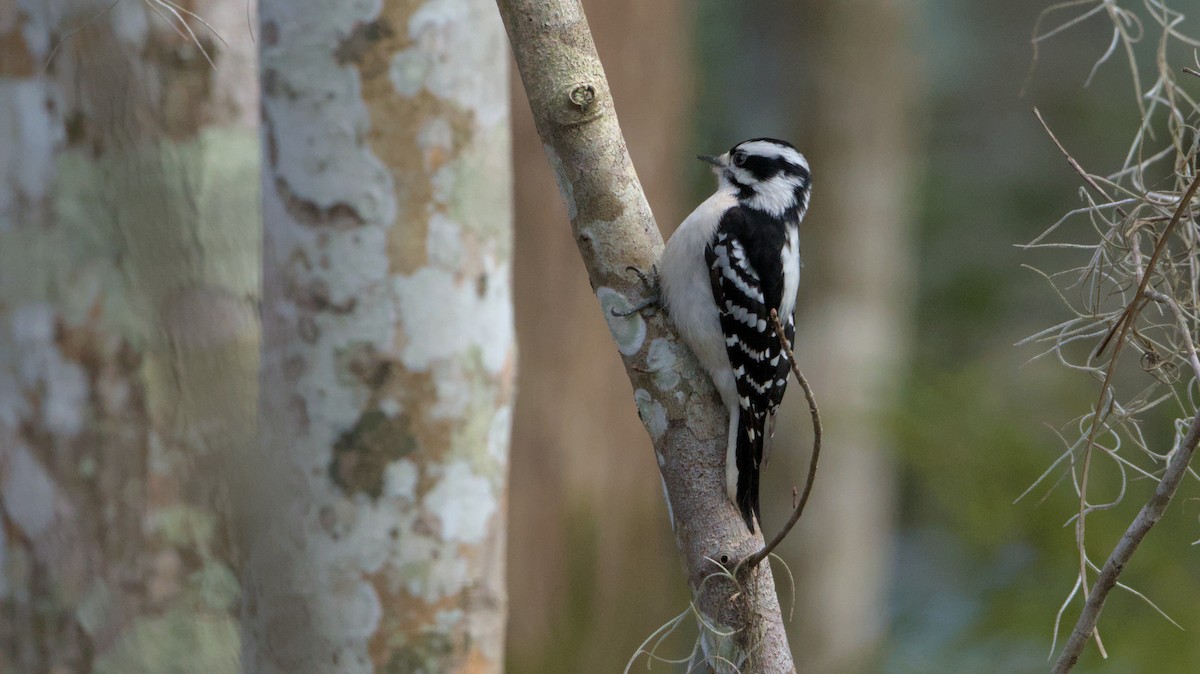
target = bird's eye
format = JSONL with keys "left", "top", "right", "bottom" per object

{"left": 732, "top": 152, "right": 747, "bottom": 167}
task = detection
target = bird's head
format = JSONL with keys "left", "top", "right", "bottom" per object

{"left": 698, "top": 138, "right": 811, "bottom": 218}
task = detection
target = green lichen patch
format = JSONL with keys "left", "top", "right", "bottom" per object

{"left": 188, "top": 563, "right": 240, "bottom": 613}
{"left": 30, "top": 127, "right": 261, "bottom": 349}
{"left": 596, "top": 287, "right": 646, "bottom": 357}
{"left": 647, "top": 337, "right": 681, "bottom": 391}
{"left": 93, "top": 607, "right": 239, "bottom": 674}
{"left": 330, "top": 409, "right": 418, "bottom": 497}
{"left": 385, "top": 633, "right": 455, "bottom": 674}
{"left": 148, "top": 504, "right": 217, "bottom": 551}
{"left": 634, "top": 389, "right": 668, "bottom": 441}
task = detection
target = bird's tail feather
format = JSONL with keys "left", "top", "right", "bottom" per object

{"left": 735, "top": 409, "right": 765, "bottom": 533}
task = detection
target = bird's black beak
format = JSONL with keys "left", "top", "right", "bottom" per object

{"left": 697, "top": 154, "right": 723, "bottom": 167}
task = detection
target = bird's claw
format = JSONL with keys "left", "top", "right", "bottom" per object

{"left": 626, "top": 265, "right": 655, "bottom": 289}
{"left": 610, "top": 265, "right": 661, "bottom": 317}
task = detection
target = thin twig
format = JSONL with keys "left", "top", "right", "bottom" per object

{"left": 744, "top": 309, "right": 822, "bottom": 570}
{"left": 1035, "top": 107, "right": 1122, "bottom": 210}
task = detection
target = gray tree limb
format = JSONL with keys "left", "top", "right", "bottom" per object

{"left": 1051, "top": 409, "right": 1200, "bottom": 673}
{"left": 495, "top": 1, "right": 794, "bottom": 671}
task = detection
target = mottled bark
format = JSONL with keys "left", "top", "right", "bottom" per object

{"left": 248, "top": 0, "right": 514, "bottom": 671}
{"left": 496, "top": 1, "right": 793, "bottom": 671}
{"left": 0, "top": 0, "right": 258, "bottom": 671}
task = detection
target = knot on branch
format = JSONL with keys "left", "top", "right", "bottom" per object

{"left": 553, "top": 81, "right": 607, "bottom": 126}
{"left": 570, "top": 84, "right": 595, "bottom": 109}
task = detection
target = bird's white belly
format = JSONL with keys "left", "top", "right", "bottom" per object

{"left": 779, "top": 224, "right": 800, "bottom": 320}
{"left": 660, "top": 191, "right": 740, "bottom": 410}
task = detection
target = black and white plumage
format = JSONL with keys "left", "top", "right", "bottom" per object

{"left": 659, "top": 138, "right": 810, "bottom": 532}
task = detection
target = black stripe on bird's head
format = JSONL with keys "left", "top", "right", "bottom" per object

{"left": 701, "top": 138, "right": 812, "bottom": 218}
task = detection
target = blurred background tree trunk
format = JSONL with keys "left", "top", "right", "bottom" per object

{"left": 505, "top": 0, "right": 695, "bottom": 670}
{"left": 0, "top": 0, "right": 258, "bottom": 671}
{"left": 248, "top": 0, "right": 514, "bottom": 671}
{"left": 754, "top": 2, "right": 922, "bottom": 671}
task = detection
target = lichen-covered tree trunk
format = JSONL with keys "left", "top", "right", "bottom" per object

{"left": 0, "top": 1, "right": 258, "bottom": 671}
{"left": 247, "top": 0, "right": 514, "bottom": 671}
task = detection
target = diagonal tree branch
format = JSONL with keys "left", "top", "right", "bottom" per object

{"left": 495, "top": 0, "right": 795, "bottom": 670}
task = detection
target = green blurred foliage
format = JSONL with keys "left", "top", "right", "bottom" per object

{"left": 888, "top": 1, "right": 1200, "bottom": 671}
{"left": 694, "top": 0, "right": 1200, "bottom": 669}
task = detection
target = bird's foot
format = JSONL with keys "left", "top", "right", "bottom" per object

{"left": 610, "top": 265, "right": 662, "bottom": 317}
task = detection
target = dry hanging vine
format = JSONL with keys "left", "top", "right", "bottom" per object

{"left": 1019, "top": 1, "right": 1200, "bottom": 669}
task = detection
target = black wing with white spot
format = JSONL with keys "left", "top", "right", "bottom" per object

{"left": 705, "top": 207, "right": 790, "bottom": 531}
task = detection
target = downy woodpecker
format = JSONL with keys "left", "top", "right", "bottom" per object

{"left": 660, "top": 138, "right": 810, "bottom": 532}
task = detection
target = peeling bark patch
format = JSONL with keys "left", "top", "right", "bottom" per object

{"left": 260, "top": 21, "right": 397, "bottom": 231}
{"left": 1, "top": 443, "right": 59, "bottom": 537}
{"left": 389, "top": 50, "right": 428, "bottom": 97}
{"left": 485, "top": 406, "right": 511, "bottom": 465}
{"left": 393, "top": 264, "right": 513, "bottom": 374}
{"left": 633, "top": 389, "right": 668, "bottom": 441}
{"left": 10, "top": 304, "right": 88, "bottom": 438}
{"left": 342, "top": 343, "right": 393, "bottom": 390}
{"left": 383, "top": 459, "right": 418, "bottom": 500}
{"left": 276, "top": 177, "right": 367, "bottom": 229}
{"left": 152, "top": 28, "right": 224, "bottom": 140}
{"left": 2, "top": 291, "right": 245, "bottom": 667}
{"left": 426, "top": 213, "right": 463, "bottom": 269}
{"left": 647, "top": 338, "right": 680, "bottom": 391}
{"left": 424, "top": 461, "right": 493, "bottom": 544}
{"left": 2, "top": 79, "right": 61, "bottom": 218}
{"left": 330, "top": 410, "right": 418, "bottom": 498}
{"left": 335, "top": 19, "right": 396, "bottom": 66}
{"left": 391, "top": 0, "right": 509, "bottom": 127}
